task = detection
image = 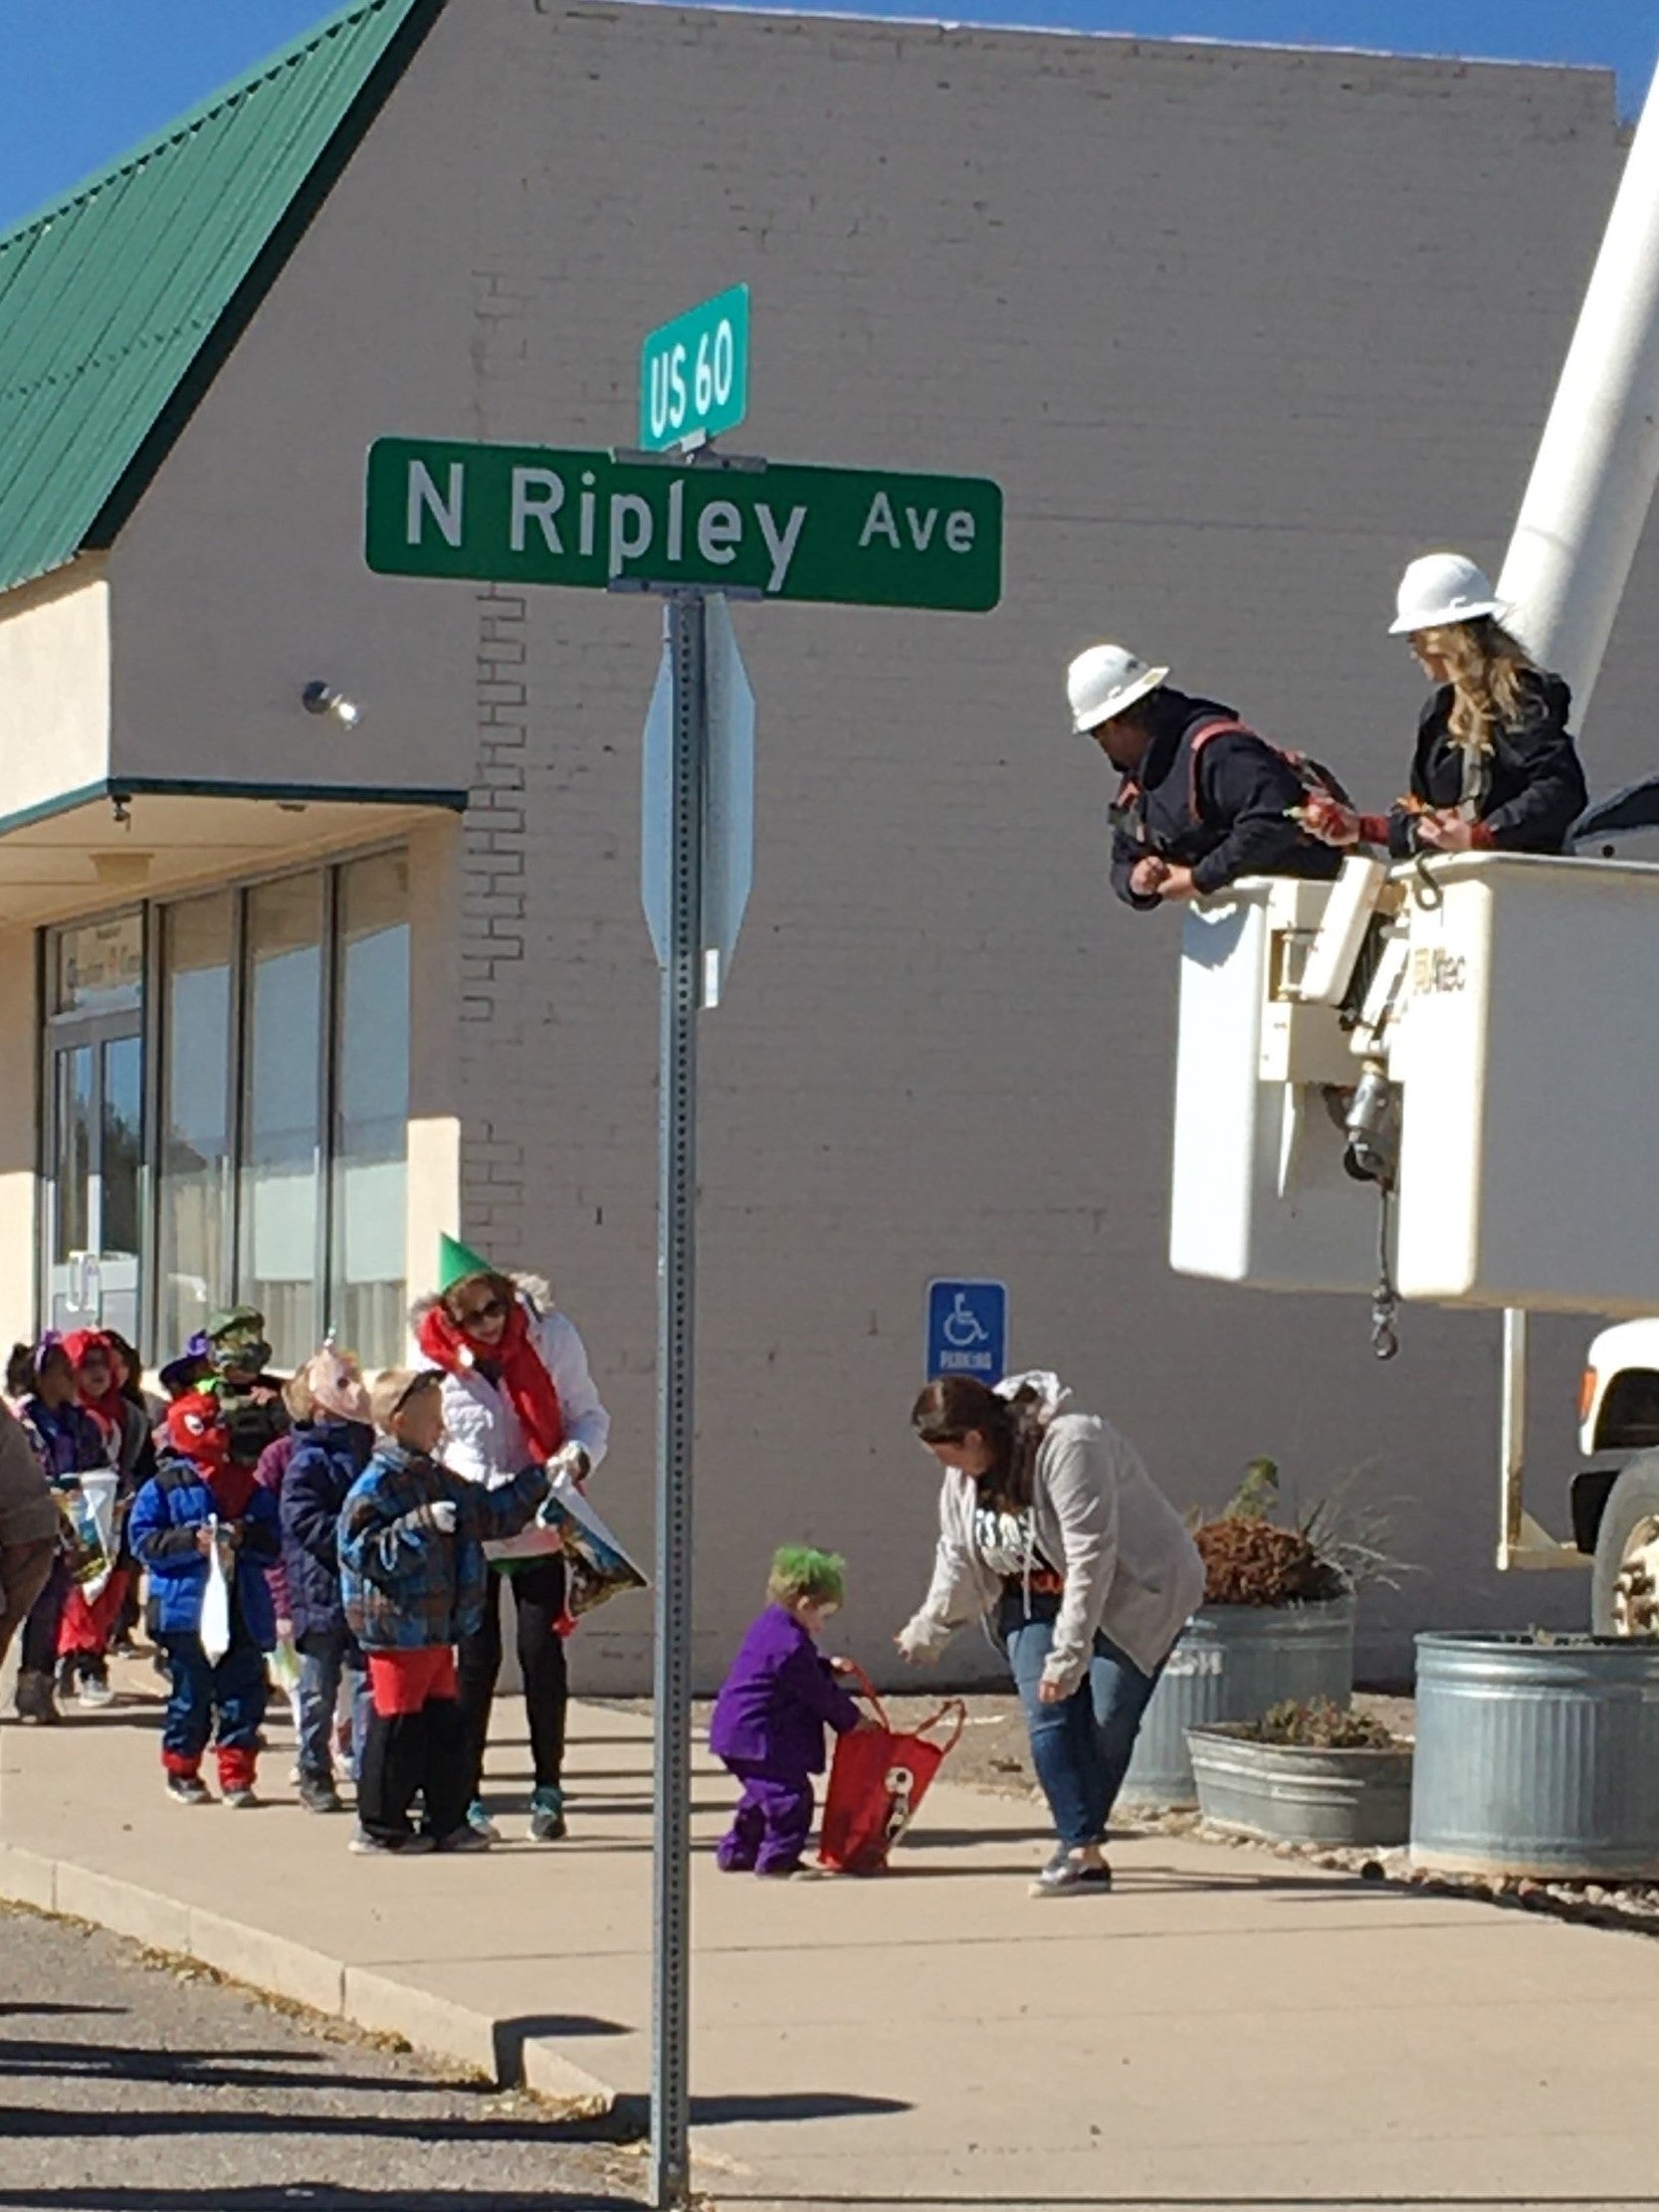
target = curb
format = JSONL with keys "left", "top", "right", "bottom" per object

{"left": 0, "top": 1840, "right": 616, "bottom": 2117}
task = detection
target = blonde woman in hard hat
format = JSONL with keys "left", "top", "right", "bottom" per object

{"left": 1308, "top": 554, "right": 1587, "bottom": 858}
{"left": 1066, "top": 644, "right": 1343, "bottom": 910}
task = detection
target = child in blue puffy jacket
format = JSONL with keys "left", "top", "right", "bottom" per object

{"left": 128, "top": 1391, "right": 280, "bottom": 1807}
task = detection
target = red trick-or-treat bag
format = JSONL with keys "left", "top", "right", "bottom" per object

{"left": 818, "top": 1664, "right": 965, "bottom": 1875}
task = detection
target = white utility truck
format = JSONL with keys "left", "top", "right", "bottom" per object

{"left": 1166, "top": 60, "right": 1659, "bottom": 1628}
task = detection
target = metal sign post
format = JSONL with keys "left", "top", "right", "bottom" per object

{"left": 650, "top": 587, "right": 706, "bottom": 2211}
{"left": 361, "top": 287, "right": 1001, "bottom": 2212}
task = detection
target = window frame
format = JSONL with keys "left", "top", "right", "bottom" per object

{"left": 40, "top": 842, "right": 409, "bottom": 1362}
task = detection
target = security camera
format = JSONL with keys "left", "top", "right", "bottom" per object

{"left": 302, "top": 681, "right": 362, "bottom": 728}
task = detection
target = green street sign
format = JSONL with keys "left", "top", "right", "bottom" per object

{"left": 639, "top": 284, "right": 749, "bottom": 452}
{"left": 364, "top": 439, "right": 1002, "bottom": 612}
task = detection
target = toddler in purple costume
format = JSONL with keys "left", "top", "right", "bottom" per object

{"left": 710, "top": 1546, "right": 871, "bottom": 1877}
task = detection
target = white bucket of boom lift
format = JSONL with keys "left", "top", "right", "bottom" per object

{"left": 1170, "top": 850, "right": 1659, "bottom": 1318}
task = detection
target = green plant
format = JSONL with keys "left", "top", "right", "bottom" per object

{"left": 1246, "top": 1699, "right": 1397, "bottom": 1750}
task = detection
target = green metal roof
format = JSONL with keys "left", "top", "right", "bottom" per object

{"left": 0, "top": 0, "right": 443, "bottom": 599}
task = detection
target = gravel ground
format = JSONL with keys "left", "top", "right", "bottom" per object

{"left": 0, "top": 1903, "right": 649, "bottom": 2212}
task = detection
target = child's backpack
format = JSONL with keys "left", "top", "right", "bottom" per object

{"left": 818, "top": 1664, "right": 964, "bottom": 1876}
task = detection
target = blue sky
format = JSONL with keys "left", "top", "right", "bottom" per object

{"left": 0, "top": 0, "right": 1651, "bottom": 232}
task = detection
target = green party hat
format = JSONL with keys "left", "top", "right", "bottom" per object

{"left": 438, "top": 1232, "right": 496, "bottom": 1292}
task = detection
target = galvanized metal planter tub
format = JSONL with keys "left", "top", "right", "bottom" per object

{"left": 1187, "top": 1722, "right": 1412, "bottom": 1847}
{"left": 1120, "top": 1595, "right": 1356, "bottom": 1809}
{"left": 1412, "top": 1632, "right": 1659, "bottom": 1881}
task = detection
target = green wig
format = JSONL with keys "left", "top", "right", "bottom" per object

{"left": 767, "top": 1544, "right": 847, "bottom": 1609}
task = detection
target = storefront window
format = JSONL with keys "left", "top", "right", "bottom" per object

{"left": 332, "top": 852, "right": 410, "bottom": 1368}
{"left": 53, "top": 1047, "right": 94, "bottom": 1264}
{"left": 156, "top": 894, "right": 234, "bottom": 1358}
{"left": 103, "top": 1035, "right": 143, "bottom": 1259}
{"left": 54, "top": 912, "right": 142, "bottom": 1018}
{"left": 238, "top": 875, "right": 324, "bottom": 1367}
{"left": 53, "top": 850, "right": 411, "bottom": 1371}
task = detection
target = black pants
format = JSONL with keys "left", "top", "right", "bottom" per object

{"left": 19, "top": 1558, "right": 70, "bottom": 1676}
{"left": 457, "top": 1556, "right": 568, "bottom": 1800}
{"left": 358, "top": 1695, "right": 468, "bottom": 1843}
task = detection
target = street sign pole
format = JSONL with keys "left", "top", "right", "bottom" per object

{"left": 363, "top": 294, "right": 1002, "bottom": 2212}
{"left": 649, "top": 586, "right": 706, "bottom": 2212}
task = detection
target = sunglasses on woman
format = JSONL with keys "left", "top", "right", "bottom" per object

{"left": 459, "top": 1295, "right": 509, "bottom": 1326}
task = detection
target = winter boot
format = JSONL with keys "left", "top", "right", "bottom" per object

{"left": 14, "top": 1670, "right": 61, "bottom": 1725}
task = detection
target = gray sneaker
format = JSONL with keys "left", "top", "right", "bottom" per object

{"left": 299, "top": 1777, "right": 344, "bottom": 1815}
{"left": 436, "top": 1823, "right": 492, "bottom": 1854}
{"left": 1029, "top": 1850, "right": 1113, "bottom": 1898}
{"left": 349, "top": 1828, "right": 437, "bottom": 1856}
{"left": 465, "top": 1799, "right": 501, "bottom": 1843}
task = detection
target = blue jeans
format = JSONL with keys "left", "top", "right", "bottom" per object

{"left": 159, "top": 1635, "right": 268, "bottom": 1779}
{"left": 1003, "top": 1592, "right": 1161, "bottom": 1850}
{"left": 296, "top": 1626, "right": 371, "bottom": 1786}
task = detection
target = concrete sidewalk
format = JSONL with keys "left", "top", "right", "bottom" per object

{"left": 5, "top": 1662, "right": 1659, "bottom": 2211}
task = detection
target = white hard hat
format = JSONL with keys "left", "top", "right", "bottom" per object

{"left": 1067, "top": 643, "right": 1169, "bottom": 734}
{"left": 1389, "top": 552, "right": 1508, "bottom": 636}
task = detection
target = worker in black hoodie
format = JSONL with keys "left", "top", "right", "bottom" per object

{"left": 1067, "top": 643, "right": 1343, "bottom": 911}
{"left": 1304, "top": 553, "right": 1588, "bottom": 859}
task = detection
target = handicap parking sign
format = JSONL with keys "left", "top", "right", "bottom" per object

{"left": 926, "top": 1279, "right": 1008, "bottom": 1383}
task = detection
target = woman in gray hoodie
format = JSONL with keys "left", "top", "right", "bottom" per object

{"left": 898, "top": 1371, "right": 1203, "bottom": 1896}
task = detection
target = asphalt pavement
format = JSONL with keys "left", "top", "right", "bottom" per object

{"left": 0, "top": 1902, "right": 645, "bottom": 2212}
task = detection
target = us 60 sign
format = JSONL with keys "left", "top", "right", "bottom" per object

{"left": 639, "top": 285, "right": 749, "bottom": 453}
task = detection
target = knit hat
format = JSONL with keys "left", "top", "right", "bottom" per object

{"left": 437, "top": 1234, "right": 496, "bottom": 1294}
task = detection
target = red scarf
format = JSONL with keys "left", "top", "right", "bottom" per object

{"left": 418, "top": 1297, "right": 565, "bottom": 1464}
{"left": 64, "top": 1327, "right": 126, "bottom": 1456}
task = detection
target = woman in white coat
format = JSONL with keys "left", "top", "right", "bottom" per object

{"left": 899, "top": 1372, "right": 1203, "bottom": 1895}
{"left": 415, "top": 1235, "right": 610, "bottom": 1843}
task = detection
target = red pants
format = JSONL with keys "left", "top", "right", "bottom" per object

{"left": 360, "top": 1645, "right": 466, "bottom": 1843}
{"left": 367, "top": 1643, "right": 458, "bottom": 1715}
{"left": 59, "top": 1568, "right": 130, "bottom": 1659}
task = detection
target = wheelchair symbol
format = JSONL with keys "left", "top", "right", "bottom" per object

{"left": 941, "top": 1294, "right": 989, "bottom": 1349}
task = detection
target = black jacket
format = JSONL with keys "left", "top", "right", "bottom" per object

{"left": 1109, "top": 689, "right": 1342, "bottom": 909}
{"left": 1388, "top": 671, "right": 1587, "bottom": 858}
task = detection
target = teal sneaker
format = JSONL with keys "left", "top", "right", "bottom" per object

{"left": 528, "top": 1786, "right": 567, "bottom": 1843}
{"left": 466, "top": 1799, "right": 501, "bottom": 1843}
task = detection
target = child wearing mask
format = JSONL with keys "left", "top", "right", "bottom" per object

{"left": 337, "top": 1370, "right": 550, "bottom": 1856}
{"left": 710, "top": 1546, "right": 872, "bottom": 1879}
{"left": 128, "top": 1391, "right": 280, "bottom": 1806}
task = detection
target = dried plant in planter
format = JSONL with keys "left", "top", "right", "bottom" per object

{"left": 1246, "top": 1699, "right": 1398, "bottom": 1750}
{"left": 1191, "top": 1458, "right": 1351, "bottom": 1607}
{"left": 1194, "top": 1514, "right": 1348, "bottom": 1606}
